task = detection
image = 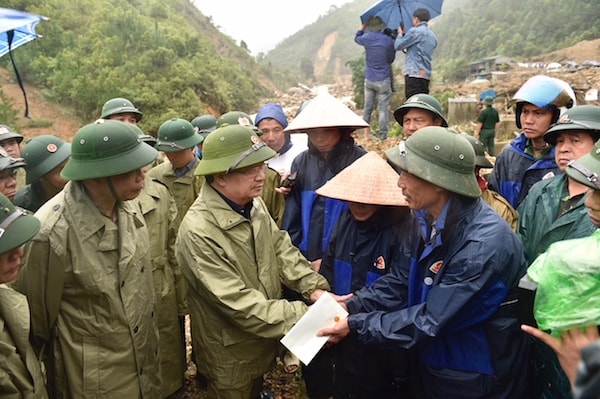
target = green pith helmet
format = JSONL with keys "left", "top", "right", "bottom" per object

{"left": 566, "top": 139, "right": 600, "bottom": 190}
{"left": 0, "top": 193, "right": 40, "bottom": 256}
{"left": 194, "top": 124, "right": 276, "bottom": 176}
{"left": 216, "top": 111, "right": 254, "bottom": 128}
{"left": 21, "top": 135, "right": 72, "bottom": 184}
{"left": 460, "top": 133, "right": 494, "bottom": 168}
{"left": 0, "top": 148, "right": 26, "bottom": 173}
{"left": 155, "top": 118, "right": 204, "bottom": 152}
{"left": 393, "top": 94, "right": 448, "bottom": 127}
{"left": 61, "top": 120, "right": 158, "bottom": 181}
{"left": 0, "top": 125, "right": 24, "bottom": 144}
{"left": 100, "top": 98, "right": 143, "bottom": 122}
{"left": 484, "top": 96, "right": 494, "bottom": 105}
{"left": 543, "top": 105, "right": 600, "bottom": 145}
{"left": 385, "top": 126, "right": 481, "bottom": 198}
{"left": 191, "top": 114, "right": 218, "bottom": 139}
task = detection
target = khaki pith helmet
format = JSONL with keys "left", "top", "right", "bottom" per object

{"left": 61, "top": 120, "right": 158, "bottom": 180}
{"left": 385, "top": 126, "right": 481, "bottom": 198}
{"left": 194, "top": 124, "right": 276, "bottom": 176}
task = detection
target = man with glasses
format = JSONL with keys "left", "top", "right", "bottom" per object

{"left": 0, "top": 149, "right": 26, "bottom": 202}
{"left": 176, "top": 124, "right": 331, "bottom": 399}
{"left": 148, "top": 118, "right": 203, "bottom": 215}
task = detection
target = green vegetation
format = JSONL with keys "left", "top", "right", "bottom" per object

{"left": 2, "top": 0, "right": 273, "bottom": 135}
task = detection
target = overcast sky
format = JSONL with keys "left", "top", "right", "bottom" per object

{"left": 193, "top": 0, "right": 354, "bottom": 55}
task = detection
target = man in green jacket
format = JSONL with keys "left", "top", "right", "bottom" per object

{"left": 517, "top": 104, "right": 600, "bottom": 398}
{"left": 176, "top": 124, "right": 332, "bottom": 399}
{"left": 14, "top": 120, "right": 162, "bottom": 398}
{"left": 518, "top": 105, "right": 600, "bottom": 264}
{"left": 0, "top": 193, "right": 47, "bottom": 398}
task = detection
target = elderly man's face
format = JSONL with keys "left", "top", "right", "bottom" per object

{"left": 397, "top": 170, "right": 442, "bottom": 213}
{"left": 402, "top": 109, "right": 440, "bottom": 139}
{"left": 554, "top": 131, "right": 596, "bottom": 171}
{"left": 218, "top": 162, "right": 267, "bottom": 206}
{"left": 0, "top": 246, "right": 25, "bottom": 284}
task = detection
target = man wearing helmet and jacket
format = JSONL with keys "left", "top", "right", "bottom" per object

{"left": 0, "top": 124, "right": 26, "bottom": 191}
{"left": 176, "top": 124, "right": 331, "bottom": 399}
{"left": 0, "top": 149, "right": 27, "bottom": 203}
{"left": 488, "top": 75, "right": 575, "bottom": 208}
{"left": 14, "top": 135, "right": 70, "bottom": 212}
{"left": 191, "top": 114, "right": 218, "bottom": 159}
{"left": 13, "top": 120, "right": 162, "bottom": 398}
{"left": 149, "top": 118, "right": 203, "bottom": 217}
{"left": 320, "top": 127, "right": 530, "bottom": 398}
{"left": 393, "top": 93, "right": 448, "bottom": 139}
{"left": 100, "top": 97, "right": 143, "bottom": 125}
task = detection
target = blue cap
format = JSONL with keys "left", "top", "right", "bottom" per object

{"left": 255, "top": 103, "right": 288, "bottom": 129}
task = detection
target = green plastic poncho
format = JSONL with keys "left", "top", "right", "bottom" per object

{"left": 528, "top": 229, "right": 600, "bottom": 335}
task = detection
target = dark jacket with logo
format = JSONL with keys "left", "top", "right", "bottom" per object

{"left": 282, "top": 138, "right": 366, "bottom": 261}
{"left": 488, "top": 133, "right": 559, "bottom": 208}
{"left": 346, "top": 196, "right": 530, "bottom": 398}
{"left": 320, "top": 206, "right": 416, "bottom": 294}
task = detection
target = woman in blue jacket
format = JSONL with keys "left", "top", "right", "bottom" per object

{"left": 316, "top": 151, "right": 417, "bottom": 399}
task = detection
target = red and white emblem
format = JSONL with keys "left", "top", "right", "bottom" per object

{"left": 374, "top": 256, "right": 385, "bottom": 270}
{"left": 429, "top": 260, "right": 443, "bottom": 274}
{"left": 250, "top": 135, "right": 260, "bottom": 144}
{"left": 47, "top": 143, "right": 58, "bottom": 153}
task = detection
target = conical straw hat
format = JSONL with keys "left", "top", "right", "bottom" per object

{"left": 316, "top": 152, "right": 408, "bottom": 206}
{"left": 284, "top": 91, "right": 369, "bottom": 133}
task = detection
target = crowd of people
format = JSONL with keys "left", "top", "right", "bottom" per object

{"left": 1, "top": 8, "right": 599, "bottom": 399}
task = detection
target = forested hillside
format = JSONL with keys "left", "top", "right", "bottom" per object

{"left": 1, "top": 0, "right": 273, "bottom": 134}
{"left": 264, "top": 0, "right": 600, "bottom": 81}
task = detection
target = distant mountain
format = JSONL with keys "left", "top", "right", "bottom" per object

{"left": 263, "top": 0, "right": 600, "bottom": 82}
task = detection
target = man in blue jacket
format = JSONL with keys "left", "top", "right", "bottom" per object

{"left": 355, "top": 16, "right": 396, "bottom": 141}
{"left": 394, "top": 8, "right": 438, "bottom": 98}
{"left": 488, "top": 75, "right": 575, "bottom": 208}
{"left": 320, "top": 127, "right": 530, "bottom": 398}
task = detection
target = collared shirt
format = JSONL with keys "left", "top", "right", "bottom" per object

{"left": 173, "top": 155, "right": 199, "bottom": 177}
{"left": 394, "top": 22, "right": 437, "bottom": 80}
{"left": 355, "top": 29, "right": 396, "bottom": 82}
{"left": 214, "top": 186, "right": 253, "bottom": 219}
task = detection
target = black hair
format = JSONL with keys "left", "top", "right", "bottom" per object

{"left": 413, "top": 8, "right": 431, "bottom": 22}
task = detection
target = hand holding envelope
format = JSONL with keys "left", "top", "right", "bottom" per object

{"left": 280, "top": 292, "right": 351, "bottom": 365}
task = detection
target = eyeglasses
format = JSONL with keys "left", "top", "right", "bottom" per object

{"left": 233, "top": 162, "right": 267, "bottom": 178}
{"left": 567, "top": 159, "right": 600, "bottom": 189}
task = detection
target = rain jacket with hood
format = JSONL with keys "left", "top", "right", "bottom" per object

{"left": 0, "top": 285, "right": 48, "bottom": 398}
{"left": 282, "top": 137, "right": 366, "bottom": 261}
{"left": 138, "top": 177, "right": 186, "bottom": 397}
{"left": 13, "top": 181, "right": 161, "bottom": 399}
{"left": 345, "top": 196, "right": 530, "bottom": 398}
{"left": 488, "top": 133, "right": 559, "bottom": 208}
{"left": 517, "top": 173, "right": 597, "bottom": 264}
{"left": 176, "top": 183, "right": 329, "bottom": 395}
